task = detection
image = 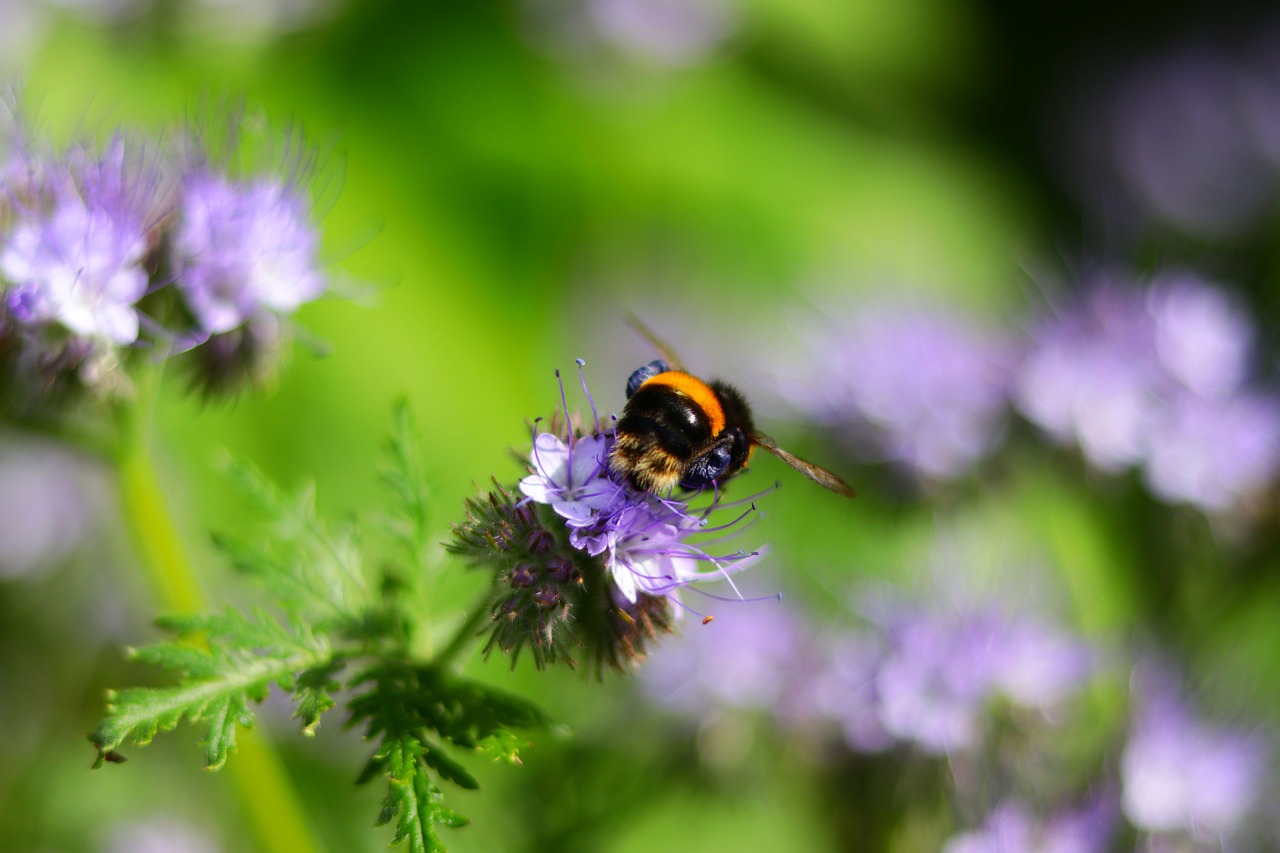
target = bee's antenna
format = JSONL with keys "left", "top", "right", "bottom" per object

{"left": 624, "top": 313, "right": 687, "bottom": 372}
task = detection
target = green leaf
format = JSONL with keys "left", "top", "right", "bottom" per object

{"left": 375, "top": 734, "right": 468, "bottom": 853}
{"left": 421, "top": 740, "right": 479, "bottom": 790}
{"left": 294, "top": 660, "right": 344, "bottom": 735}
{"left": 92, "top": 608, "right": 334, "bottom": 769}
{"left": 381, "top": 399, "right": 431, "bottom": 568}
{"left": 214, "top": 455, "right": 372, "bottom": 624}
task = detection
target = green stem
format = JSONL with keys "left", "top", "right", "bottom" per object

{"left": 115, "top": 375, "right": 326, "bottom": 853}
{"left": 431, "top": 600, "right": 491, "bottom": 670}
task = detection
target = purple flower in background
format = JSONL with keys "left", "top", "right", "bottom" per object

{"left": 944, "top": 800, "right": 1114, "bottom": 853}
{"left": 1111, "top": 49, "right": 1274, "bottom": 238}
{"left": 780, "top": 300, "right": 1011, "bottom": 480}
{"left": 988, "top": 617, "right": 1094, "bottom": 712}
{"left": 585, "top": 0, "right": 734, "bottom": 66}
{"left": 873, "top": 609, "right": 998, "bottom": 753}
{"left": 1059, "top": 39, "right": 1280, "bottom": 240}
{"left": 0, "top": 139, "right": 162, "bottom": 345}
{"left": 173, "top": 172, "right": 324, "bottom": 335}
{"left": 526, "top": 0, "right": 735, "bottom": 71}
{"left": 2, "top": 194, "right": 148, "bottom": 343}
{"left": 1015, "top": 282, "right": 1160, "bottom": 471}
{"left": 1016, "top": 271, "right": 1280, "bottom": 511}
{"left": 1121, "top": 674, "right": 1267, "bottom": 840}
{"left": 1144, "top": 393, "right": 1280, "bottom": 512}
{"left": 0, "top": 434, "right": 106, "bottom": 579}
{"left": 865, "top": 601, "right": 1089, "bottom": 754}
{"left": 642, "top": 601, "right": 809, "bottom": 718}
{"left": 779, "top": 631, "right": 891, "bottom": 752}
{"left": 1148, "top": 276, "right": 1252, "bottom": 399}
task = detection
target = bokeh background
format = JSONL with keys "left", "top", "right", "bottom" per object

{"left": 3, "top": 0, "right": 1280, "bottom": 850}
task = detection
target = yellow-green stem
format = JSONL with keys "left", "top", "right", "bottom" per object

{"left": 116, "top": 386, "right": 325, "bottom": 853}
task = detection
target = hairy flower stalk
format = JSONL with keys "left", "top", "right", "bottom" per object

{"left": 450, "top": 365, "right": 765, "bottom": 673}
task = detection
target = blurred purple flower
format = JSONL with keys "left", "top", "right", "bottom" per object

{"left": 1, "top": 138, "right": 163, "bottom": 345}
{"left": 780, "top": 301, "right": 1012, "bottom": 480}
{"left": 1016, "top": 271, "right": 1280, "bottom": 511}
{"left": 0, "top": 434, "right": 105, "bottom": 579}
{"left": 1111, "top": 49, "right": 1274, "bottom": 238}
{"left": 642, "top": 601, "right": 810, "bottom": 718}
{"left": 873, "top": 608, "right": 1001, "bottom": 753}
{"left": 1149, "top": 276, "right": 1253, "bottom": 400}
{"left": 585, "top": 0, "right": 734, "bottom": 66}
{"left": 172, "top": 171, "right": 324, "bottom": 336}
{"left": 778, "top": 631, "right": 892, "bottom": 752}
{"left": 1144, "top": 393, "right": 1280, "bottom": 512}
{"left": 1061, "top": 40, "right": 1280, "bottom": 240}
{"left": 1016, "top": 282, "right": 1160, "bottom": 471}
{"left": 866, "top": 602, "right": 1090, "bottom": 754}
{"left": 101, "top": 816, "right": 219, "bottom": 853}
{"left": 944, "top": 800, "right": 1114, "bottom": 853}
{"left": 988, "top": 617, "right": 1094, "bottom": 712}
{"left": 1121, "top": 675, "right": 1268, "bottom": 839}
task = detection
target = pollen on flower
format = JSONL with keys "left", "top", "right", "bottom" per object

{"left": 449, "top": 363, "right": 767, "bottom": 674}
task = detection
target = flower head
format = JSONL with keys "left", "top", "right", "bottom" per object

{"left": 777, "top": 298, "right": 1012, "bottom": 481}
{"left": 522, "top": 427, "right": 762, "bottom": 605}
{"left": 451, "top": 364, "right": 765, "bottom": 672}
{"left": 1121, "top": 671, "right": 1268, "bottom": 840}
{"left": 1016, "top": 271, "right": 1280, "bottom": 512}
{"left": 1, "top": 136, "right": 165, "bottom": 346}
{"left": 943, "top": 799, "right": 1115, "bottom": 853}
{"left": 173, "top": 170, "right": 324, "bottom": 336}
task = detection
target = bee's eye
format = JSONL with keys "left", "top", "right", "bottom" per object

{"left": 682, "top": 443, "right": 733, "bottom": 490}
{"left": 625, "top": 359, "right": 671, "bottom": 399}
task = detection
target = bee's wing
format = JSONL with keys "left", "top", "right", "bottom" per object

{"left": 624, "top": 313, "right": 687, "bottom": 372}
{"left": 751, "top": 432, "right": 856, "bottom": 498}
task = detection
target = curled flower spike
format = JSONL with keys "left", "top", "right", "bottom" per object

{"left": 449, "top": 363, "right": 766, "bottom": 673}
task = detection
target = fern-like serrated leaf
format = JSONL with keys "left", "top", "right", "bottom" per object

{"left": 476, "top": 730, "right": 533, "bottom": 765}
{"left": 294, "top": 660, "right": 344, "bottom": 735}
{"left": 421, "top": 740, "right": 479, "bottom": 790}
{"left": 92, "top": 618, "right": 333, "bottom": 769}
{"left": 375, "top": 734, "right": 468, "bottom": 853}
{"left": 381, "top": 399, "right": 431, "bottom": 567}
{"left": 214, "top": 456, "right": 371, "bottom": 624}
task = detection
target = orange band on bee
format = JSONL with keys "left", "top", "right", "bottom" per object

{"left": 640, "top": 371, "right": 726, "bottom": 435}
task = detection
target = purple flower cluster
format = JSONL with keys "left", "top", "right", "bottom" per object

{"left": 1121, "top": 669, "right": 1268, "bottom": 842}
{"left": 172, "top": 171, "right": 325, "bottom": 336}
{"left": 450, "top": 366, "right": 765, "bottom": 670}
{"left": 775, "top": 299, "right": 1012, "bottom": 481}
{"left": 519, "top": 427, "right": 763, "bottom": 606}
{"left": 943, "top": 799, "right": 1114, "bottom": 853}
{"left": 0, "top": 113, "right": 326, "bottom": 413}
{"left": 773, "top": 273, "right": 1280, "bottom": 514}
{"left": 643, "top": 571, "right": 1274, "bottom": 849}
{"left": 1016, "top": 272, "right": 1280, "bottom": 512}
{"left": 643, "top": 576, "right": 1094, "bottom": 756}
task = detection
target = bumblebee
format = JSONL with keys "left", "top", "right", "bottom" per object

{"left": 609, "top": 318, "right": 856, "bottom": 498}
